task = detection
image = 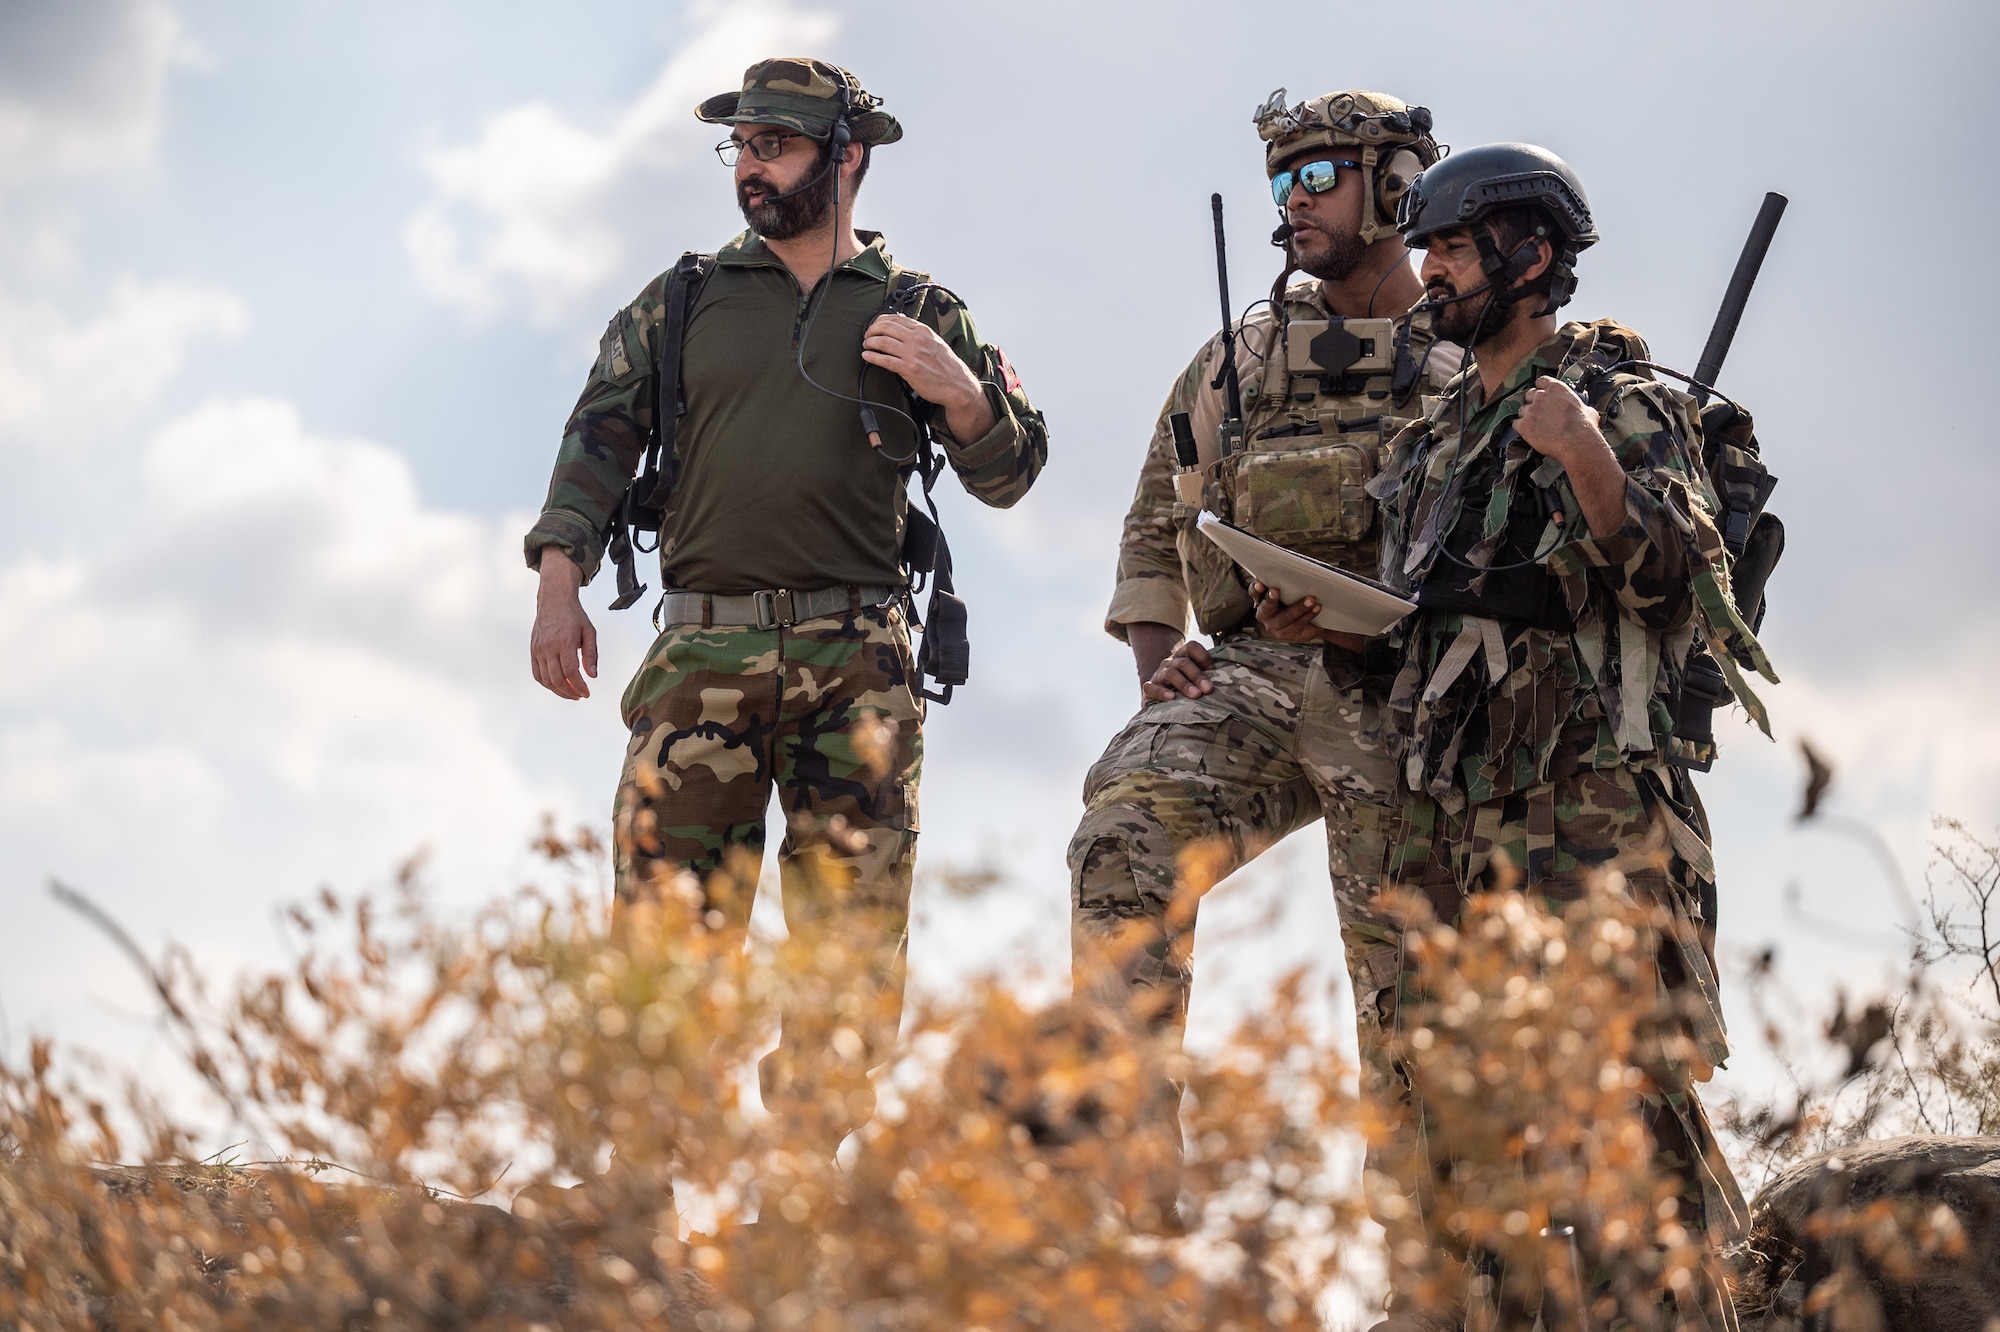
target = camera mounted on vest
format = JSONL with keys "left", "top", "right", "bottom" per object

{"left": 1254, "top": 88, "right": 1442, "bottom": 245}
{"left": 1397, "top": 142, "right": 1597, "bottom": 316}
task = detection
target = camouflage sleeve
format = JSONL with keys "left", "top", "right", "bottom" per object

{"left": 920, "top": 291, "right": 1047, "bottom": 509}
{"left": 1103, "top": 344, "right": 1218, "bottom": 641}
{"left": 521, "top": 274, "right": 669, "bottom": 585}
{"left": 1545, "top": 380, "right": 1696, "bottom": 632}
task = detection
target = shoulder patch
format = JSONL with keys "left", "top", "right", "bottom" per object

{"left": 991, "top": 345, "right": 1022, "bottom": 395}
{"left": 598, "top": 310, "right": 635, "bottom": 382}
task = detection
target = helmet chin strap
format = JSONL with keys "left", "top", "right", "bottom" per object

{"left": 1413, "top": 224, "right": 1545, "bottom": 318}
{"left": 1269, "top": 217, "right": 1297, "bottom": 312}
{"left": 1474, "top": 227, "right": 1563, "bottom": 318}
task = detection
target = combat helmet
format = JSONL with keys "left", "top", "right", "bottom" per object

{"left": 1397, "top": 142, "right": 1597, "bottom": 312}
{"left": 696, "top": 57, "right": 902, "bottom": 147}
{"left": 1254, "top": 89, "right": 1441, "bottom": 243}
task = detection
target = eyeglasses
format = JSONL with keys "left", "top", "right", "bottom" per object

{"left": 1270, "top": 158, "right": 1361, "bottom": 207}
{"left": 715, "top": 130, "right": 806, "bottom": 166}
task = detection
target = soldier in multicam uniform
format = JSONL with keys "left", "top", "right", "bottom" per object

{"left": 1067, "top": 88, "right": 1459, "bottom": 1220}
{"left": 1255, "top": 143, "right": 1775, "bottom": 1331}
{"left": 524, "top": 59, "right": 1047, "bottom": 1151}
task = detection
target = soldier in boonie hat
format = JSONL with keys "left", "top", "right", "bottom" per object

{"left": 526, "top": 56, "right": 1047, "bottom": 1164}
{"left": 695, "top": 56, "right": 902, "bottom": 146}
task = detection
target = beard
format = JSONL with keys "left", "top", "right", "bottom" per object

{"left": 736, "top": 150, "right": 837, "bottom": 241}
{"left": 1428, "top": 278, "right": 1517, "bottom": 347}
{"left": 1290, "top": 219, "right": 1369, "bottom": 281}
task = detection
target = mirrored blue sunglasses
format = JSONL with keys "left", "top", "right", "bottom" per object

{"left": 1270, "top": 158, "right": 1361, "bottom": 207}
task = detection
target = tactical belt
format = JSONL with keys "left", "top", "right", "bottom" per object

{"left": 656, "top": 584, "right": 901, "bottom": 630}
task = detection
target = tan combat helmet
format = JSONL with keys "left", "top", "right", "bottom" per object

{"left": 1254, "top": 89, "right": 1441, "bottom": 243}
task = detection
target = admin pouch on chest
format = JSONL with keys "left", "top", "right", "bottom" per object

{"left": 602, "top": 252, "right": 972, "bottom": 703}
{"left": 1172, "top": 309, "right": 1432, "bottom": 635}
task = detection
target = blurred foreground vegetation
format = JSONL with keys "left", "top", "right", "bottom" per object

{"left": 1, "top": 807, "right": 1995, "bottom": 1330}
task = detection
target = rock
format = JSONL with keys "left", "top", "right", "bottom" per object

{"left": 1735, "top": 1134, "right": 2000, "bottom": 1332}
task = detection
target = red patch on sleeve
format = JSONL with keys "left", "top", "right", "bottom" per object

{"left": 992, "top": 346, "right": 1023, "bottom": 395}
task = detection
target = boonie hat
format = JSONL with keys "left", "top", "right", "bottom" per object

{"left": 695, "top": 57, "right": 902, "bottom": 146}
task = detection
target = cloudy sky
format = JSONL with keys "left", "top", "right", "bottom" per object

{"left": 3, "top": 0, "right": 1996, "bottom": 1123}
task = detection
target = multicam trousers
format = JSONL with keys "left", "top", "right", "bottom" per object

{"left": 612, "top": 601, "right": 923, "bottom": 1150}
{"left": 1067, "top": 631, "right": 1402, "bottom": 1060}
{"left": 1380, "top": 762, "right": 1746, "bottom": 1328}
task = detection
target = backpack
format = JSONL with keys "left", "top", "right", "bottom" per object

{"left": 1671, "top": 397, "right": 1784, "bottom": 771}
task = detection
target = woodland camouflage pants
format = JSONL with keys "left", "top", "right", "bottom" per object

{"left": 1066, "top": 633, "right": 1402, "bottom": 1185}
{"left": 1380, "top": 763, "right": 1747, "bottom": 1328}
{"left": 612, "top": 602, "right": 923, "bottom": 1150}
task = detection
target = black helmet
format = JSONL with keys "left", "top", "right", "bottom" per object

{"left": 1397, "top": 142, "right": 1597, "bottom": 249}
{"left": 1399, "top": 143, "right": 1596, "bottom": 313}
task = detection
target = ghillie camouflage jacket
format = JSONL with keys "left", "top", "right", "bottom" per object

{"left": 1372, "top": 319, "right": 1777, "bottom": 812}
{"left": 1105, "top": 282, "right": 1460, "bottom": 640}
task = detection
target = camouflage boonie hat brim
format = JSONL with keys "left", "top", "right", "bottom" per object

{"left": 695, "top": 57, "right": 902, "bottom": 146}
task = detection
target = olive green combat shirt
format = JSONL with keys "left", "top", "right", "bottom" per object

{"left": 525, "top": 231, "right": 1048, "bottom": 594}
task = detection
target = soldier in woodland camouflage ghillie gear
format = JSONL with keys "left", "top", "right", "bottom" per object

{"left": 1363, "top": 142, "right": 1779, "bottom": 1329}
{"left": 525, "top": 57, "right": 1046, "bottom": 1152}
{"left": 1071, "top": 90, "right": 1457, "bottom": 1224}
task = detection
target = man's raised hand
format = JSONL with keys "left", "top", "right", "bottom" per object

{"left": 861, "top": 313, "right": 996, "bottom": 443}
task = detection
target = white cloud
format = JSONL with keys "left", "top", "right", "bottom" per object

{"left": 404, "top": 0, "right": 837, "bottom": 324}
{"left": 0, "top": 393, "right": 619, "bottom": 938}
{"left": 1698, "top": 628, "right": 2000, "bottom": 822}
{"left": 0, "top": 0, "right": 196, "bottom": 186}
{"left": 1775, "top": 651, "right": 2000, "bottom": 823}
{"left": 0, "top": 277, "right": 246, "bottom": 449}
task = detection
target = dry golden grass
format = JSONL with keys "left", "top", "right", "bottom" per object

{"left": 2, "top": 829, "right": 1367, "bottom": 1330}
{"left": 5, "top": 814, "right": 1995, "bottom": 1329}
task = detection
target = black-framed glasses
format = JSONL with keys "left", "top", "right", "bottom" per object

{"left": 1270, "top": 158, "right": 1361, "bottom": 207}
{"left": 715, "top": 130, "right": 807, "bottom": 166}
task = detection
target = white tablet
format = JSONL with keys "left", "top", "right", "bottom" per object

{"left": 1197, "top": 512, "right": 1415, "bottom": 637}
